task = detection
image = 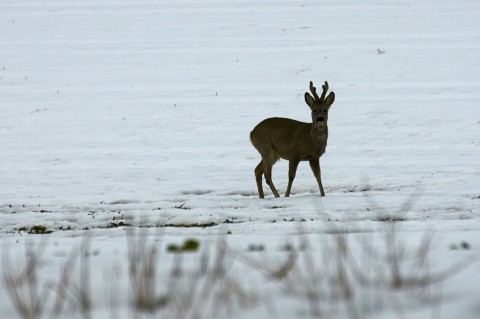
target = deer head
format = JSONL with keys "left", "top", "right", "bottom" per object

{"left": 304, "top": 81, "right": 335, "bottom": 129}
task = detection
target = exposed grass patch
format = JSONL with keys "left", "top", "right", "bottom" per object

{"left": 100, "top": 221, "right": 132, "bottom": 229}
{"left": 163, "top": 222, "right": 217, "bottom": 228}
{"left": 247, "top": 244, "right": 265, "bottom": 252}
{"left": 112, "top": 213, "right": 128, "bottom": 220}
{"left": 374, "top": 215, "right": 407, "bottom": 222}
{"left": 167, "top": 239, "right": 200, "bottom": 253}
{"left": 174, "top": 202, "right": 190, "bottom": 210}
{"left": 17, "top": 225, "right": 52, "bottom": 234}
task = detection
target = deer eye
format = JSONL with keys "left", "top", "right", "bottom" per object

{"left": 312, "top": 110, "right": 317, "bottom": 113}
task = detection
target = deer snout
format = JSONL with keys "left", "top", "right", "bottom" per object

{"left": 316, "top": 116, "right": 325, "bottom": 123}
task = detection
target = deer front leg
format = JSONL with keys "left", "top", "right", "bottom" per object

{"left": 309, "top": 159, "right": 325, "bottom": 196}
{"left": 285, "top": 159, "right": 300, "bottom": 197}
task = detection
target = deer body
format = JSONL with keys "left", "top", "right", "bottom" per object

{"left": 251, "top": 118, "right": 328, "bottom": 162}
{"left": 250, "top": 81, "right": 335, "bottom": 198}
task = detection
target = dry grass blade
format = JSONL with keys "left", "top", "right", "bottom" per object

{"left": 2, "top": 239, "right": 50, "bottom": 319}
{"left": 51, "top": 245, "right": 80, "bottom": 318}
{"left": 125, "top": 227, "right": 167, "bottom": 315}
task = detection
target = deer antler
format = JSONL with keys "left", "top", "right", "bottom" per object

{"left": 309, "top": 81, "right": 321, "bottom": 101}
{"left": 320, "top": 81, "right": 329, "bottom": 100}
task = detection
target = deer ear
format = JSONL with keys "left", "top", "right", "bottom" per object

{"left": 305, "top": 93, "right": 315, "bottom": 108}
{"left": 325, "top": 92, "right": 335, "bottom": 107}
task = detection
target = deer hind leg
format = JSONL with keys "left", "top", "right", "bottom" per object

{"left": 309, "top": 159, "right": 325, "bottom": 196}
{"left": 254, "top": 161, "right": 265, "bottom": 199}
{"left": 285, "top": 159, "right": 300, "bottom": 197}
{"left": 263, "top": 156, "right": 280, "bottom": 198}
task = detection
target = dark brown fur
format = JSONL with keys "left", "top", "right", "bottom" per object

{"left": 250, "top": 81, "right": 335, "bottom": 198}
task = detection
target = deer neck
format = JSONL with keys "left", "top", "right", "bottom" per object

{"left": 311, "top": 124, "right": 328, "bottom": 140}
{"left": 310, "top": 124, "right": 328, "bottom": 153}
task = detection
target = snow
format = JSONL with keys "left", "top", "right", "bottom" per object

{"left": 1, "top": 0, "right": 480, "bottom": 318}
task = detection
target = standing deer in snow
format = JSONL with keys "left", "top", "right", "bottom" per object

{"left": 250, "top": 81, "right": 335, "bottom": 198}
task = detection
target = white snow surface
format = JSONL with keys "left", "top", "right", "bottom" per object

{"left": 1, "top": 0, "right": 480, "bottom": 318}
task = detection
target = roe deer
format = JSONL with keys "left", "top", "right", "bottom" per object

{"left": 250, "top": 81, "right": 335, "bottom": 198}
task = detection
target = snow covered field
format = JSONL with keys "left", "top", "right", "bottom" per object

{"left": 1, "top": 0, "right": 479, "bottom": 318}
